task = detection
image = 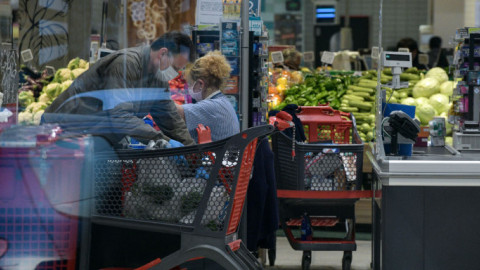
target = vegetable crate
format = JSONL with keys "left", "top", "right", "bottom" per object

{"left": 271, "top": 106, "right": 367, "bottom": 270}
{"left": 84, "top": 125, "right": 275, "bottom": 270}
{"left": 0, "top": 138, "right": 86, "bottom": 270}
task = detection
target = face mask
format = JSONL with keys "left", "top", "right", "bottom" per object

{"left": 188, "top": 81, "right": 203, "bottom": 101}
{"left": 157, "top": 66, "right": 178, "bottom": 82}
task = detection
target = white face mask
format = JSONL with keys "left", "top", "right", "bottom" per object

{"left": 188, "top": 81, "right": 203, "bottom": 101}
{"left": 157, "top": 66, "right": 178, "bottom": 82}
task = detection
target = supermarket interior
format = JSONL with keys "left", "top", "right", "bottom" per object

{"left": 1, "top": 0, "right": 480, "bottom": 269}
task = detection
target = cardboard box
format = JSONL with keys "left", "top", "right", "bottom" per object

{"left": 418, "top": 126, "right": 430, "bottom": 138}
{"left": 415, "top": 137, "right": 429, "bottom": 147}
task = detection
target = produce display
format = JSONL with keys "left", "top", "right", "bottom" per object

{"left": 268, "top": 65, "right": 454, "bottom": 143}
{"left": 18, "top": 58, "right": 89, "bottom": 125}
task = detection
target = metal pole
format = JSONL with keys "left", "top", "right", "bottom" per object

{"left": 240, "top": 0, "right": 250, "bottom": 131}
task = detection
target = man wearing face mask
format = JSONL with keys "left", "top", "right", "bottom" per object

{"left": 176, "top": 50, "right": 239, "bottom": 143}
{"left": 43, "top": 31, "right": 195, "bottom": 147}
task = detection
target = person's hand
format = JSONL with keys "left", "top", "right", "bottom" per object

{"left": 168, "top": 139, "right": 184, "bottom": 148}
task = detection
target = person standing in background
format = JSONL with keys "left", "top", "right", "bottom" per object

{"left": 428, "top": 36, "right": 450, "bottom": 68}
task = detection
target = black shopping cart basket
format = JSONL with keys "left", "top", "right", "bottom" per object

{"left": 271, "top": 106, "right": 371, "bottom": 270}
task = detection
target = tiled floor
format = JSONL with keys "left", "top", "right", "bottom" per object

{"left": 262, "top": 237, "right": 372, "bottom": 270}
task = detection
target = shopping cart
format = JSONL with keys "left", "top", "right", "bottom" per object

{"left": 0, "top": 125, "right": 90, "bottom": 270}
{"left": 271, "top": 106, "right": 370, "bottom": 270}
{"left": 87, "top": 123, "right": 287, "bottom": 270}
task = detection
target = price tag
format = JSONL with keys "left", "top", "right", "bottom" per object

{"left": 321, "top": 51, "right": 335, "bottom": 64}
{"left": 271, "top": 51, "right": 284, "bottom": 64}
{"left": 418, "top": 53, "right": 429, "bottom": 66}
{"left": 21, "top": 49, "right": 33, "bottom": 62}
{"left": 371, "top": 47, "right": 380, "bottom": 59}
{"left": 303, "top": 51, "right": 314, "bottom": 63}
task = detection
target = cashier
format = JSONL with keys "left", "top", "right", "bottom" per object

{"left": 43, "top": 31, "right": 195, "bottom": 148}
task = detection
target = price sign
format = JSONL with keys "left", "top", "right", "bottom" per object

{"left": 271, "top": 51, "right": 284, "bottom": 64}
{"left": 303, "top": 51, "right": 314, "bottom": 63}
{"left": 418, "top": 53, "right": 429, "bottom": 66}
{"left": 21, "top": 49, "right": 33, "bottom": 62}
{"left": 321, "top": 51, "right": 335, "bottom": 64}
{"left": 371, "top": 46, "right": 381, "bottom": 59}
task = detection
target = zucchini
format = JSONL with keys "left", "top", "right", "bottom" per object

{"left": 348, "top": 85, "right": 375, "bottom": 93}
{"left": 349, "top": 100, "right": 373, "bottom": 111}
{"left": 342, "top": 94, "right": 365, "bottom": 102}
{"left": 339, "top": 106, "right": 359, "bottom": 112}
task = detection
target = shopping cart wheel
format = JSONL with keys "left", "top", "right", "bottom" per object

{"left": 342, "top": 251, "right": 352, "bottom": 270}
{"left": 301, "top": 250, "right": 311, "bottom": 270}
{"left": 268, "top": 248, "right": 276, "bottom": 266}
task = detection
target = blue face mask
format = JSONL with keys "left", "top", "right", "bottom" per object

{"left": 188, "top": 81, "right": 203, "bottom": 101}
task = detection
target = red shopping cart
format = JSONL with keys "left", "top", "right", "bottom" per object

{"left": 271, "top": 106, "right": 371, "bottom": 270}
{"left": 0, "top": 126, "right": 89, "bottom": 270}
{"left": 86, "top": 124, "right": 287, "bottom": 270}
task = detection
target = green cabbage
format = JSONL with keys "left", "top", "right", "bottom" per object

{"left": 401, "top": 97, "right": 416, "bottom": 106}
{"left": 429, "top": 93, "right": 450, "bottom": 114}
{"left": 412, "top": 78, "right": 440, "bottom": 98}
{"left": 415, "top": 97, "right": 430, "bottom": 106}
{"left": 425, "top": 67, "right": 449, "bottom": 84}
{"left": 417, "top": 103, "right": 436, "bottom": 125}
{"left": 439, "top": 81, "right": 454, "bottom": 96}
{"left": 19, "top": 91, "right": 35, "bottom": 108}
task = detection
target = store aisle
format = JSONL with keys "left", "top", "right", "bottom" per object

{"left": 264, "top": 237, "right": 371, "bottom": 270}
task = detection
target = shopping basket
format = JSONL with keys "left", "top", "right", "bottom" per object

{"left": 271, "top": 106, "right": 369, "bottom": 270}
{"left": 0, "top": 126, "right": 89, "bottom": 270}
{"left": 87, "top": 124, "right": 277, "bottom": 270}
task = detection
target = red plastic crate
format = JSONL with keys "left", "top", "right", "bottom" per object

{"left": 296, "top": 106, "right": 353, "bottom": 144}
{"left": 0, "top": 142, "right": 84, "bottom": 270}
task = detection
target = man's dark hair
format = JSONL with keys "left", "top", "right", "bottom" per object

{"left": 396, "top": 37, "right": 418, "bottom": 53}
{"left": 151, "top": 31, "right": 193, "bottom": 57}
{"left": 429, "top": 36, "right": 442, "bottom": 49}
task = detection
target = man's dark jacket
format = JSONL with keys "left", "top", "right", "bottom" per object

{"left": 44, "top": 46, "right": 194, "bottom": 146}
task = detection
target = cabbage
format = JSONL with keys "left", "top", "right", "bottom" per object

{"left": 19, "top": 91, "right": 35, "bottom": 108}
{"left": 429, "top": 94, "right": 450, "bottom": 114}
{"left": 412, "top": 78, "right": 440, "bottom": 98}
{"left": 440, "top": 112, "right": 453, "bottom": 136}
{"left": 26, "top": 102, "right": 47, "bottom": 113}
{"left": 425, "top": 67, "right": 449, "bottom": 84}
{"left": 415, "top": 97, "right": 430, "bottom": 106}
{"left": 401, "top": 97, "right": 417, "bottom": 106}
{"left": 417, "top": 103, "right": 436, "bottom": 125}
{"left": 439, "top": 81, "right": 454, "bottom": 96}
{"left": 445, "top": 136, "right": 453, "bottom": 146}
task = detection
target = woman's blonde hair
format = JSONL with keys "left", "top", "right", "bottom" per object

{"left": 186, "top": 50, "right": 232, "bottom": 91}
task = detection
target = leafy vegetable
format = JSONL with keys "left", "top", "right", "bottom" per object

{"left": 412, "top": 78, "right": 440, "bottom": 98}
{"left": 19, "top": 91, "right": 35, "bottom": 108}
{"left": 425, "top": 67, "right": 449, "bottom": 84}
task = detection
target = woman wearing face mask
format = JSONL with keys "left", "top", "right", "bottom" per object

{"left": 176, "top": 50, "right": 240, "bottom": 142}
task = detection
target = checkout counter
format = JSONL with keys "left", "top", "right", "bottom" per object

{"left": 368, "top": 138, "right": 480, "bottom": 270}
{"left": 368, "top": 50, "right": 480, "bottom": 270}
